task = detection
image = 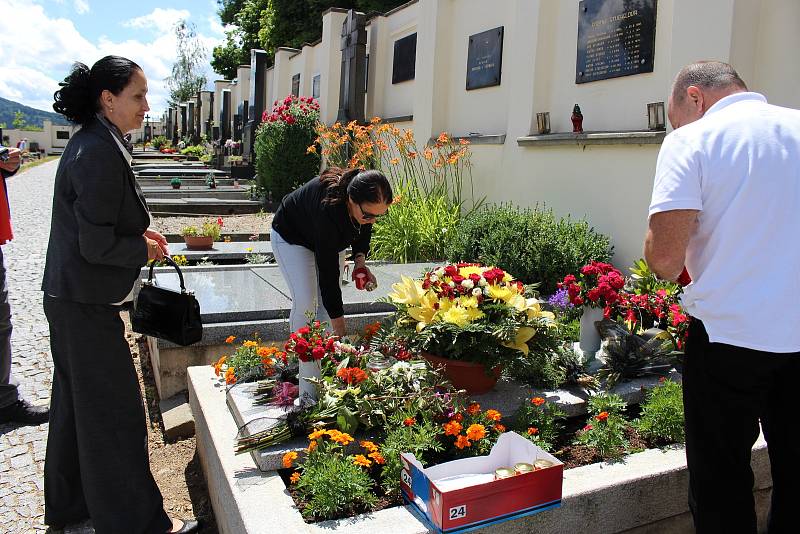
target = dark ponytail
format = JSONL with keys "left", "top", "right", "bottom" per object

{"left": 53, "top": 55, "right": 141, "bottom": 125}
{"left": 320, "top": 167, "right": 393, "bottom": 206}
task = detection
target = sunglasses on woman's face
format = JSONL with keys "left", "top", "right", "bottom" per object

{"left": 359, "top": 203, "right": 386, "bottom": 221}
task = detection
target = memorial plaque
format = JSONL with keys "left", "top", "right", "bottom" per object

{"left": 312, "top": 74, "right": 321, "bottom": 99}
{"left": 291, "top": 74, "right": 300, "bottom": 97}
{"left": 466, "top": 27, "right": 504, "bottom": 90}
{"left": 391, "top": 33, "right": 417, "bottom": 84}
{"left": 576, "top": 0, "right": 657, "bottom": 83}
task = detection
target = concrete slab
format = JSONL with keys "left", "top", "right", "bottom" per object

{"left": 142, "top": 188, "right": 252, "bottom": 200}
{"left": 159, "top": 393, "right": 195, "bottom": 441}
{"left": 147, "top": 198, "right": 264, "bottom": 215}
{"left": 137, "top": 168, "right": 228, "bottom": 177}
{"left": 189, "top": 365, "right": 774, "bottom": 534}
{"left": 167, "top": 240, "right": 273, "bottom": 262}
{"left": 138, "top": 179, "right": 241, "bottom": 187}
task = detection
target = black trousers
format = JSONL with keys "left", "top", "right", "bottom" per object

{"left": 43, "top": 295, "right": 171, "bottom": 533}
{"left": 684, "top": 319, "right": 800, "bottom": 534}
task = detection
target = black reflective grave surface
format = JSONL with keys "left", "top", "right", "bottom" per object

{"left": 576, "top": 0, "right": 657, "bottom": 84}
{"left": 392, "top": 33, "right": 417, "bottom": 84}
{"left": 466, "top": 27, "right": 504, "bottom": 90}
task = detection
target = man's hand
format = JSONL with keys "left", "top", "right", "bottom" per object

{"left": 0, "top": 148, "right": 22, "bottom": 174}
{"left": 144, "top": 229, "right": 169, "bottom": 255}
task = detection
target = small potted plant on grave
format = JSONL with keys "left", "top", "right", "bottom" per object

{"left": 205, "top": 173, "right": 217, "bottom": 189}
{"left": 180, "top": 218, "right": 223, "bottom": 250}
{"left": 387, "top": 264, "right": 557, "bottom": 394}
{"left": 170, "top": 177, "right": 181, "bottom": 190}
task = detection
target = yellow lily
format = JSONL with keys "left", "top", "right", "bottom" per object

{"left": 508, "top": 294, "right": 527, "bottom": 312}
{"left": 502, "top": 326, "right": 536, "bottom": 355}
{"left": 388, "top": 275, "right": 425, "bottom": 306}
{"left": 408, "top": 293, "right": 439, "bottom": 331}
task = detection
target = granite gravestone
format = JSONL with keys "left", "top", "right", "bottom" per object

{"left": 179, "top": 104, "right": 187, "bottom": 139}
{"left": 392, "top": 33, "right": 417, "bottom": 84}
{"left": 291, "top": 74, "right": 300, "bottom": 97}
{"left": 336, "top": 9, "right": 367, "bottom": 124}
{"left": 575, "top": 0, "right": 657, "bottom": 83}
{"left": 466, "top": 27, "right": 504, "bottom": 90}
{"left": 312, "top": 74, "right": 321, "bottom": 99}
{"left": 221, "top": 90, "right": 231, "bottom": 142}
{"left": 244, "top": 49, "right": 269, "bottom": 160}
{"left": 187, "top": 101, "right": 195, "bottom": 140}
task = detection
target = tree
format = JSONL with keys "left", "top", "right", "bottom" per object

{"left": 12, "top": 111, "right": 26, "bottom": 130}
{"left": 211, "top": 0, "right": 268, "bottom": 80}
{"left": 166, "top": 21, "right": 208, "bottom": 106}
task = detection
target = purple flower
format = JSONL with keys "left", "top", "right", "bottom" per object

{"left": 271, "top": 382, "right": 299, "bottom": 407}
{"left": 547, "top": 288, "right": 573, "bottom": 310}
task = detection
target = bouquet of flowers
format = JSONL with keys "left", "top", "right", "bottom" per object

{"left": 558, "top": 261, "right": 625, "bottom": 314}
{"left": 284, "top": 320, "right": 337, "bottom": 363}
{"left": 387, "top": 263, "right": 556, "bottom": 369}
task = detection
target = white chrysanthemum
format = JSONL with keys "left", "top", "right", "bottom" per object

{"left": 472, "top": 287, "right": 482, "bottom": 297}
{"left": 461, "top": 279, "right": 474, "bottom": 289}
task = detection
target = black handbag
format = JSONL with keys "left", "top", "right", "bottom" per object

{"left": 132, "top": 256, "right": 203, "bottom": 346}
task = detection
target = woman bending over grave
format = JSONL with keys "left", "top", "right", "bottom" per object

{"left": 43, "top": 55, "right": 198, "bottom": 534}
{"left": 270, "top": 167, "right": 392, "bottom": 336}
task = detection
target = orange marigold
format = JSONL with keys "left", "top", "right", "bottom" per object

{"left": 308, "top": 429, "right": 326, "bottom": 440}
{"left": 485, "top": 409, "right": 502, "bottom": 422}
{"left": 466, "top": 424, "right": 486, "bottom": 441}
{"left": 466, "top": 403, "right": 481, "bottom": 415}
{"left": 494, "top": 423, "right": 506, "bottom": 433}
{"left": 327, "top": 430, "right": 354, "bottom": 446}
{"left": 289, "top": 472, "right": 301, "bottom": 484}
{"left": 527, "top": 427, "right": 539, "bottom": 436}
{"left": 595, "top": 411, "right": 609, "bottom": 422}
{"left": 225, "top": 336, "right": 236, "bottom": 344}
{"left": 258, "top": 346, "right": 277, "bottom": 358}
{"left": 224, "top": 367, "right": 236, "bottom": 385}
{"left": 213, "top": 356, "right": 226, "bottom": 376}
{"left": 368, "top": 451, "right": 385, "bottom": 465}
{"left": 282, "top": 451, "right": 298, "bottom": 468}
{"left": 454, "top": 435, "right": 471, "bottom": 449}
{"left": 531, "top": 397, "right": 546, "bottom": 407}
{"left": 243, "top": 340, "right": 258, "bottom": 348}
{"left": 443, "top": 420, "right": 463, "bottom": 436}
{"left": 306, "top": 440, "right": 318, "bottom": 453}
{"left": 403, "top": 417, "right": 416, "bottom": 427}
{"left": 353, "top": 454, "right": 372, "bottom": 468}
{"left": 360, "top": 440, "right": 378, "bottom": 453}
{"left": 452, "top": 413, "right": 464, "bottom": 423}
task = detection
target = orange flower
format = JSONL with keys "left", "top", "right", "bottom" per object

{"left": 531, "top": 397, "right": 546, "bottom": 407}
{"left": 243, "top": 340, "right": 258, "bottom": 348}
{"left": 225, "top": 336, "right": 236, "bottom": 344}
{"left": 306, "top": 145, "right": 317, "bottom": 154}
{"left": 370, "top": 116, "right": 382, "bottom": 124}
{"left": 403, "top": 417, "right": 416, "bottom": 427}
{"left": 353, "top": 454, "right": 372, "bottom": 467}
{"left": 466, "top": 424, "right": 486, "bottom": 441}
{"left": 360, "top": 440, "right": 378, "bottom": 453}
{"left": 443, "top": 420, "right": 463, "bottom": 436}
{"left": 368, "top": 451, "right": 385, "bottom": 464}
{"left": 308, "top": 429, "right": 326, "bottom": 440}
{"left": 213, "top": 356, "right": 226, "bottom": 376}
{"left": 306, "top": 440, "right": 318, "bottom": 453}
{"left": 485, "top": 409, "right": 502, "bottom": 422}
{"left": 423, "top": 148, "right": 434, "bottom": 160}
{"left": 363, "top": 322, "right": 381, "bottom": 339}
{"left": 494, "top": 423, "right": 506, "bottom": 433}
{"left": 466, "top": 403, "right": 481, "bottom": 415}
{"left": 454, "top": 435, "right": 471, "bottom": 449}
{"left": 391, "top": 194, "right": 403, "bottom": 205}
{"left": 327, "top": 430, "right": 354, "bottom": 446}
{"left": 527, "top": 427, "right": 539, "bottom": 436}
{"left": 289, "top": 472, "right": 301, "bottom": 483}
{"left": 459, "top": 138, "right": 470, "bottom": 145}
{"left": 389, "top": 158, "right": 399, "bottom": 165}
{"left": 225, "top": 367, "right": 236, "bottom": 385}
{"left": 452, "top": 413, "right": 464, "bottom": 423}
{"left": 258, "top": 346, "right": 276, "bottom": 358}
{"left": 595, "top": 411, "right": 609, "bottom": 422}
{"left": 407, "top": 151, "right": 417, "bottom": 159}
{"left": 437, "top": 132, "right": 450, "bottom": 144}
{"left": 336, "top": 367, "right": 368, "bottom": 385}
{"left": 282, "top": 451, "right": 298, "bottom": 468}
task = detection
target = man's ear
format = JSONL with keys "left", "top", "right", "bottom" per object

{"left": 686, "top": 86, "right": 704, "bottom": 110}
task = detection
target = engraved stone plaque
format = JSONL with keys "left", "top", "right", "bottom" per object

{"left": 391, "top": 33, "right": 417, "bottom": 84}
{"left": 576, "top": 0, "right": 657, "bottom": 83}
{"left": 466, "top": 27, "right": 504, "bottom": 90}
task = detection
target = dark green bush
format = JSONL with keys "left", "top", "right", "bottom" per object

{"left": 635, "top": 379, "right": 685, "bottom": 444}
{"left": 444, "top": 204, "right": 613, "bottom": 294}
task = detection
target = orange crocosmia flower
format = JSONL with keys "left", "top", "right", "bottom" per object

{"left": 282, "top": 451, "right": 298, "bottom": 468}
{"left": 485, "top": 409, "right": 502, "bottom": 422}
{"left": 243, "top": 340, "right": 258, "bottom": 348}
{"left": 443, "top": 420, "right": 462, "bottom": 436}
{"left": 466, "top": 403, "right": 481, "bottom": 415}
{"left": 289, "top": 472, "right": 301, "bottom": 484}
{"left": 466, "top": 424, "right": 486, "bottom": 441}
{"left": 403, "top": 417, "right": 416, "bottom": 427}
{"left": 527, "top": 427, "right": 539, "bottom": 436}
{"left": 531, "top": 397, "right": 546, "bottom": 407}
{"left": 370, "top": 116, "right": 381, "bottom": 124}
{"left": 368, "top": 451, "right": 385, "bottom": 465}
{"left": 225, "top": 367, "right": 236, "bottom": 385}
{"left": 306, "top": 145, "right": 317, "bottom": 154}
{"left": 353, "top": 454, "right": 372, "bottom": 468}
{"left": 459, "top": 138, "right": 470, "bottom": 145}
{"left": 389, "top": 158, "right": 399, "bottom": 165}
{"left": 225, "top": 336, "right": 236, "bottom": 344}
{"left": 494, "top": 423, "right": 506, "bottom": 433}
{"left": 454, "top": 435, "right": 471, "bottom": 449}
{"left": 423, "top": 148, "right": 434, "bottom": 160}
{"left": 595, "top": 411, "right": 609, "bottom": 422}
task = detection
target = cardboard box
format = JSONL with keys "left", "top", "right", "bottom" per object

{"left": 401, "top": 432, "right": 563, "bottom": 533}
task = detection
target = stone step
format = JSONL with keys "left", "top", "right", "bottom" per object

{"left": 143, "top": 188, "right": 252, "bottom": 200}
{"left": 138, "top": 179, "right": 243, "bottom": 187}
{"left": 147, "top": 198, "right": 264, "bottom": 216}
{"left": 137, "top": 168, "right": 228, "bottom": 177}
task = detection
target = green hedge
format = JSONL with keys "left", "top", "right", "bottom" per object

{"left": 444, "top": 204, "right": 613, "bottom": 294}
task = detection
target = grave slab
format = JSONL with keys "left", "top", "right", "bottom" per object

{"left": 137, "top": 168, "right": 228, "bottom": 177}
{"left": 167, "top": 240, "right": 273, "bottom": 262}
{"left": 142, "top": 188, "right": 252, "bottom": 200}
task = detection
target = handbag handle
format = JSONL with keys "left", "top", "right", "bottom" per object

{"left": 145, "top": 256, "right": 189, "bottom": 293}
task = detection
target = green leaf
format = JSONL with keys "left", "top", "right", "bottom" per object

{"left": 337, "top": 406, "right": 359, "bottom": 434}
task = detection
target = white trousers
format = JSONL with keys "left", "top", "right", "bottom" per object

{"left": 270, "top": 228, "right": 345, "bottom": 332}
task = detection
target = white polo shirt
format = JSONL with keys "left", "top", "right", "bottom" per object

{"left": 649, "top": 92, "right": 800, "bottom": 352}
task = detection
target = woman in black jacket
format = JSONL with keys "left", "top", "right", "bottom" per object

{"left": 43, "top": 56, "right": 197, "bottom": 533}
{"left": 270, "top": 167, "right": 393, "bottom": 337}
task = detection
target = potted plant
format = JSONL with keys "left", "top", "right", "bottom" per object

{"left": 387, "top": 264, "right": 556, "bottom": 394}
{"left": 170, "top": 177, "right": 181, "bottom": 189}
{"left": 180, "top": 218, "right": 223, "bottom": 250}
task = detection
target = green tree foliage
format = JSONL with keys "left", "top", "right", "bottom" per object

{"left": 166, "top": 21, "right": 208, "bottom": 106}
{"left": 12, "top": 111, "right": 26, "bottom": 130}
{"left": 212, "top": 0, "right": 407, "bottom": 78}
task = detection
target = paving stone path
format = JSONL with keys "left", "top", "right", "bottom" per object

{"left": 0, "top": 160, "right": 91, "bottom": 533}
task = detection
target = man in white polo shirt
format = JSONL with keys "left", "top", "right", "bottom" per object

{"left": 645, "top": 61, "right": 800, "bottom": 533}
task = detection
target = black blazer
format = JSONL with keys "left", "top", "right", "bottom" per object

{"left": 42, "top": 119, "right": 150, "bottom": 304}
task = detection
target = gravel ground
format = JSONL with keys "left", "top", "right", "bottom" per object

{"left": 152, "top": 212, "right": 274, "bottom": 237}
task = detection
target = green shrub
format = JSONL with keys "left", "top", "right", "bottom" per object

{"left": 180, "top": 144, "right": 207, "bottom": 158}
{"left": 444, "top": 204, "right": 613, "bottom": 294}
{"left": 151, "top": 135, "right": 170, "bottom": 150}
{"left": 635, "top": 379, "right": 684, "bottom": 444}
{"left": 512, "top": 396, "right": 566, "bottom": 452}
{"left": 575, "top": 392, "right": 629, "bottom": 460}
{"left": 370, "top": 183, "right": 460, "bottom": 262}
{"left": 295, "top": 452, "right": 377, "bottom": 520}
{"left": 255, "top": 95, "right": 321, "bottom": 201}
{"left": 379, "top": 413, "right": 443, "bottom": 499}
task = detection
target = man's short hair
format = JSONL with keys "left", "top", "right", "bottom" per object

{"left": 672, "top": 61, "right": 748, "bottom": 101}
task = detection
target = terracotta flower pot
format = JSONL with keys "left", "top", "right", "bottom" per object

{"left": 422, "top": 352, "right": 502, "bottom": 395}
{"left": 183, "top": 235, "right": 214, "bottom": 250}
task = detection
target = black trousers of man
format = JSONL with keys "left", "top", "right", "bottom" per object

{"left": 684, "top": 319, "right": 800, "bottom": 534}
{"left": 43, "top": 295, "right": 171, "bottom": 533}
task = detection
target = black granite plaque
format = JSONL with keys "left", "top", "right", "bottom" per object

{"left": 312, "top": 74, "right": 321, "bottom": 99}
{"left": 576, "top": 0, "right": 657, "bottom": 83}
{"left": 291, "top": 74, "right": 300, "bottom": 97}
{"left": 392, "top": 33, "right": 417, "bottom": 84}
{"left": 466, "top": 27, "right": 504, "bottom": 90}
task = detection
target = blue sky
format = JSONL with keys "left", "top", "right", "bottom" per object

{"left": 0, "top": 0, "right": 228, "bottom": 118}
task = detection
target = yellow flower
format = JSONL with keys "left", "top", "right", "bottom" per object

{"left": 306, "top": 145, "right": 317, "bottom": 154}
{"left": 390, "top": 158, "right": 399, "bottom": 165}
{"left": 245, "top": 247, "right": 253, "bottom": 252}
{"left": 487, "top": 284, "right": 514, "bottom": 302}
{"left": 508, "top": 294, "right": 527, "bottom": 312}
{"left": 458, "top": 265, "right": 484, "bottom": 277}
{"left": 243, "top": 340, "right": 258, "bottom": 348}
{"left": 353, "top": 454, "right": 372, "bottom": 467}
{"left": 408, "top": 292, "right": 439, "bottom": 331}
{"left": 441, "top": 305, "right": 470, "bottom": 327}
{"left": 388, "top": 275, "right": 426, "bottom": 306}
{"left": 502, "top": 326, "right": 536, "bottom": 355}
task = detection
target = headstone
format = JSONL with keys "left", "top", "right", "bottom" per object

{"left": 575, "top": 0, "right": 657, "bottom": 83}
{"left": 392, "top": 33, "right": 417, "bottom": 84}
{"left": 336, "top": 9, "right": 367, "bottom": 124}
{"left": 244, "top": 49, "right": 269, "bottom": 161}
{"left": 466, "top": 27, "right": 504, "bottom": 90}
{"left": 312, "top": 74, "right": 321, "bottom": 99}
{"left": 233, "top": 114, "right": 242, "bottom": 142}
{"left": 221, "top": 89, "right": 231, "bottom": 142}
{"left": 291, "top": 74, "right": 300, "bottom": 97}
{"left": 179, "top": 104, "right": 188, "bottom": 139}
{"left": 187, "top": 101, "right": 195, "bottom": 140}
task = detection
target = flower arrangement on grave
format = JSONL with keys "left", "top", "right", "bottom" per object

{"left": 283, "top": 319, "right": 338, "bottom": 403}
{"left": 386, "top": 263, "right": 556, "bottom": 393}
{"left": 212, "top": 335, "right": 288, "bottom": 385}
{"left": 180, "top": 218, "right": 223, "bottom": 250}
{"left": 440, "top": 402, "right": 508, "bottom": 457}
{"left": 559, "top": 261, "right": 625, "bottom": 314}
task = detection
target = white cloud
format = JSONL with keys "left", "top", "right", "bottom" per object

{"left": 0, "top": 0, "right": 224, "bottom": 117}
{"left": 74, "top": 0, "right": 89, "bottom": 14}
{"left": 124, "top": 8, "right": 191, "bottom": 34}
